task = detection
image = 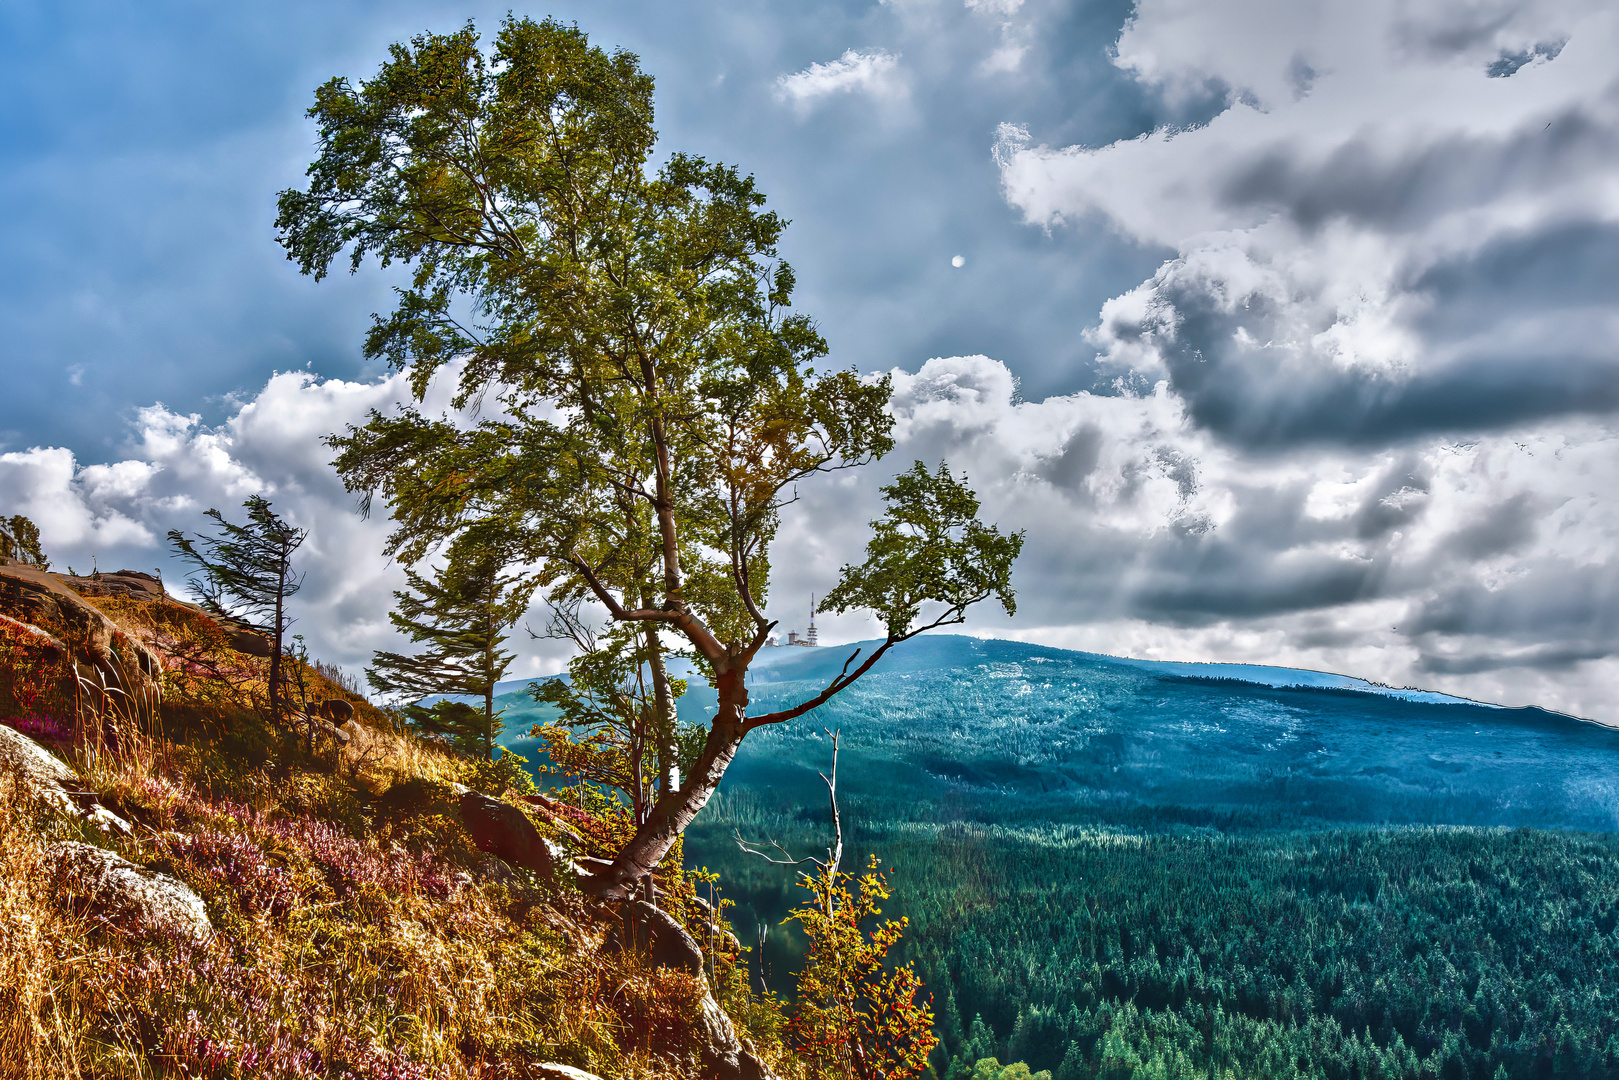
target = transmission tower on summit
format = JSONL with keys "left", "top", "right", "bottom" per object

{"left": 785, "top": 596, "right": 821, "bottom": 646}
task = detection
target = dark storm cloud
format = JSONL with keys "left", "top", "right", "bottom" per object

{"left": 1216, "top": 107, "right": 1616, "bottom": 234}
{"left": 1134, "top": 282, "right": 1619, "bottom": 449}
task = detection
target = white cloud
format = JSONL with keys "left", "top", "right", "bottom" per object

{"left": 775, "top": 49, "right": 906, "bottom": 115}
{"left": 959, "top": 0, "right": 1619, "bottom": 719}
{"left": 776, "top": 354, "right": 1619, "bottom": 724}
{"left": 0, "top": 370, "right": 578, "bottom": 688}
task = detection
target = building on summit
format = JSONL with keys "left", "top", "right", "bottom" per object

{"left": 785, "top": 597, "right": 819, "bottom": 647}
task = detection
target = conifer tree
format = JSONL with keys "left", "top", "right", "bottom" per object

{"left": 367, "top": 547, "right": 521, "bottom": 759}
{"left": 4, "top": 515, "right": 49, "bottom": 569}
{"left": 168, "top": 496, "right": 306, "bottom": 723}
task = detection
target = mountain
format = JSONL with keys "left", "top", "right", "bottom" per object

{"left": 668, "top": 637, "right": 1619, "bottom": 1079}
{"left": 500, "top": 635, "right": 1618, "bottom": 833}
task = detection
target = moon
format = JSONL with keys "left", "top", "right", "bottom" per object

{"left": 951, "top": 255, "right": 965, "bottom": 268}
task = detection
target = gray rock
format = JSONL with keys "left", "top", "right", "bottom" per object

{"left": 529, "top": 1066, "right": 603, "bottom": 1080}
{"left": 44, "top": 840, "right": 212, "bottom": 942}
{"left": 459, "top": 792, "right": 556, "bottom": 879}
{"left": 0, "top": 724, "right": 132, "bottom": 835}
{"left": 693, "top": 987, "right": 778, "bottom": 1080}
{"left": 623, "top": 900, "right": 704, "bottom": 977}
{"left": 0, "top": 722, "right": 79, "bottom": 813}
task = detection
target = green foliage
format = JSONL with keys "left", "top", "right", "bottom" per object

{"left": 401, "top": 699, "right": 488, "bottom": 756}
{"left": 4, "top": 515, "right": 48, "bottom": 569}
{"left": 528, "top": 620, "right": 702, "bottom": 822}
{"left": 786, "top": 854, "right": 938, "bottom": 1080}
{"left": 166, "top": 495, "right": 307, "bottom": 719}
{"left": 697, "top": 801, "right": 1619, "bottom": 1080}
{"left": 368, "top": 546, "right": 523, "bottom": 758}
{"left": 281, "top": 12, "right": 1017, "bottom": 896}
{"left": 821, "top": 462, "right": 1023, "bottom": 639}
{"left": 967, "top": 1059, "right": 1051, "bottom": 1080}
{"left": 284, "top": 14, "right": 892, "bottom": 607}
{"left": 468, "top": 746, "right": 538, "bottom": 797}
{"left": 166, "top": 496, "right": 307, "bottom": 627}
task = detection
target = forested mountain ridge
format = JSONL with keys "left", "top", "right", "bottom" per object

{"left": 630, "top": 636, "right": 1619, "bottom": 1080}
{"left": 495, "top": 635, "right": 1618, "bottom": 834}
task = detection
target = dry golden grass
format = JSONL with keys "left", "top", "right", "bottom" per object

{"left": 1, "top": 586, "right": 795, "bottom": 1079}
{"left": 0, "top": 703, "right": 793, "bottom": 1080}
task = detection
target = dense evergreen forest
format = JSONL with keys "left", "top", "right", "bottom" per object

{"left": 642, "top": 637, "right": 1619, "bottom": 1080}
{"left": 691, "top": 814, "right": 1619, "bottom": 1080}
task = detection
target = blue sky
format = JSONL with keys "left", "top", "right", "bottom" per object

{"left": 0, "top": 0, "right": 1168, "bottom": 455}
{"left": 5, "top": 0, "right": 1619, "bottom": 722}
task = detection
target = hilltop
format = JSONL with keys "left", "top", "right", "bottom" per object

{"left": 0, "top": 558, "right": 786, "bottom": 1080}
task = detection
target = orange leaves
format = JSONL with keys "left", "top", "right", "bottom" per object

{"left": 786, "top": 856, "right": 939, "bottom": 1080}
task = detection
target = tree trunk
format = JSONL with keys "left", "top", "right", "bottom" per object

{"left": 484, "top": 682, "right": 495, "bottom": 760}
{"left": 270, "top": 548, "right": 285, "bottom": 725}
{"left": 587, "top": 658, "right": 750, "bottom": 899}
{"left": 644, "top": 618, "right": 679, "bottom": 796}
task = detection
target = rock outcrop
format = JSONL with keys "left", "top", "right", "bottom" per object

{"left": 44, "top": 840, "right": 212, "bottom": 942}
{"left": 693, "top": 988, "right": 777, "bottom": 1080}
{"left": 528, "top": 1065, "right": 604, "bottom": 1080}
{"left": 459, "top": 791, "right": 558, "bottom": 879}
{"left": 0, "top": 560, "right": 163, "bottom": 723}
{"left": 604, "top": 899, "right": 777, "bottom": 1080}
{"left": 0, "top": 723, "right": 131, "bottom": 836}
{"left": 318, "top": 698, "right": 355, "bottom": 724}
{"left": 620, "top": 900, "right": 704, "bottom": 976}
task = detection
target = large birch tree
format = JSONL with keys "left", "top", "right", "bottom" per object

{"left": 276, "top": 16, "right": 1022, "bottom": 899}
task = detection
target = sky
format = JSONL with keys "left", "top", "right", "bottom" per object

{"left": 3, "top": 0, "right": 1619, "bottom": 721}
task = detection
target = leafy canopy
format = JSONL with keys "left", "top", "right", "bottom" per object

{"left": 279, "top": 16, "right": 893, "bottom": 645}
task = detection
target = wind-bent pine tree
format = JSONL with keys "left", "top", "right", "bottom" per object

{"left": 368, "top": 547, "right": 521, "bottom": 759}
{"left": 276, "top": 16, "right": 1023, "bottom": 899}
{"left": 168, "top": 496, "right": 307, "bottom": 723}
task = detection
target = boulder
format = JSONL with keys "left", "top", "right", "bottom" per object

{"left": 317, "top": 698, "right": 355, "bottom": 724}
{"left": 0, "top": 724, "right": 132, "bottom": 835}
{"left": 528, "top": 1066, "right": 603, "bottom": 1080}
{"left": 619, "top": 900, "right": 704, "bottom": 977}
{"left": 692, "top": 988, "right": 778, "bottom": 1080}
{"left": 458, "top": 792, "right": 557, "bottom": 879}
{"left": 57, "top": 570, "right": 167, "bottom": 602}
{"left": 44, "top": 840, "right": 212, "bottom": 942}
{"left": 0, "top": 561, "right": 163, "bottom": 713}
{"left": 225, "top": 626, "right": 272, "bottom": 657}
{"left": 0, "top": 721, "right": 79, "bottom": 815}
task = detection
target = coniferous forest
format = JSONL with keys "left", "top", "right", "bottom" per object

{"left": 621, "top": 637, "right": 1619, "bottom": 1080}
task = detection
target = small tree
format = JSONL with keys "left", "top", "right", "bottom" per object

{"left": 738, "top": 732, "right": 937, "bottom": 1080}
{"left": 168, "top": 496, "right": 307, "bottom": 723}
{"left": 4, "top": 515, "right": 49, "bottom": 569}
{"left": 367, "top": 546, "right": 522, "bottom": 759}
{"left": 528, "top": 598, "right": 705, "bottom": 828}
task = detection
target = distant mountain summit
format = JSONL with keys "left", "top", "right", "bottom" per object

{"left": 489, "top": 635, "right": 1618, "bottom": 832}
{"left": 715, "top": 636, "right": 1619, "bottom": 832}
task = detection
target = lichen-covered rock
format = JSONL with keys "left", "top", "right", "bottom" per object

{"left": 692, "top": 988, "right": 778, "bottom": 1080}
{"left": 529, "top": 1065, "right": 604, "bottom": 1080}
{"left": 459, "top": 792, "right": 556, "bottom": 879}
{"left": 620, "top": 900, "right": 704, "bottom": 976}
{"left": 44, "top": 841, "right": 212, "bottom": 942}
{"left": 0, "top": 724, "right": 132, "bottom": 835}
{"left": 0, "top": 561, "right": 163, "bottom": 718}
{"left": 0, "top": 721, "right": 79, "bottom": 814}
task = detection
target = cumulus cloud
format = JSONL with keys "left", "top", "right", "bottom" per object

{"left": 954, "top": 0, "right": 1619, "bottom": 719}
{"left": 0, "top": 370, "right": 580, "bottom": 687}
{"left": 772, "top": 354, "right": 1619, "bottom": 723}
{"left": 774, "top": 49, "right": 906, "bottom": 115}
